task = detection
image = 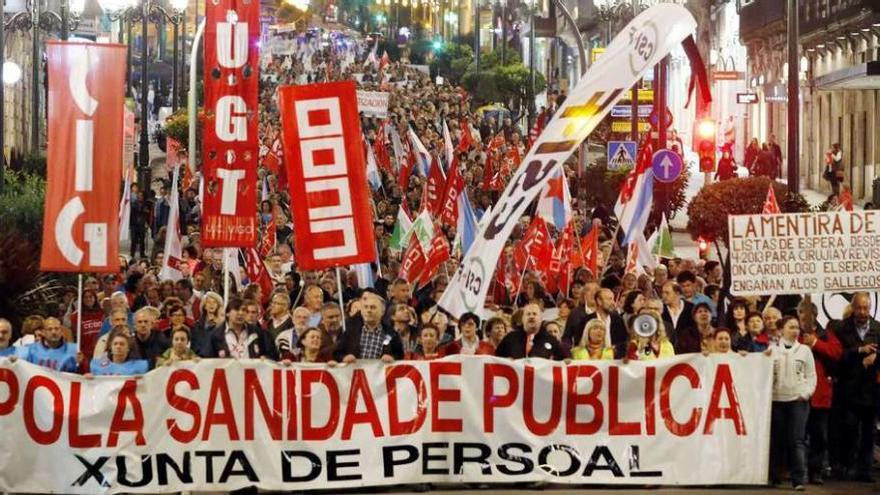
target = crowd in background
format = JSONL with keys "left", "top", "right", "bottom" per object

{"left": 0, "top": 31, "right": 877, "bottom": 490}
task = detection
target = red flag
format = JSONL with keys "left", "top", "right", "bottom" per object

{"left": 838, "top": 186, "right": 854, "bottom": 212}
{"left": 373, "top": 136, "right": 393, "bottom": 173}
{"left": 259, "top": 213, "right": 276, "bottom": 258}
{"left": 41, "top": 42, "right": 126, "bottom": 273}
{"left": 426, "top": 156, "right": 447, "bottom": 216}
{"left": 528, "top": 111, "right": 547, "bottom": 149}
{"left": 201, "top": 0, "right": 261, "bottom": 247}
{"left": 514, "top": 217, "right": 553, "bottom": 272}
{"left": 458, "top": 119, "right": 474, "bottom": 152}
{"left": 399, "top": 147, "right": 415, "bottom": 190}
{"left": 481, "top": 150, "right": 496, "bottom": 190}
{"left": 263, "top": 150, "right": 280, "bottom": 175}
{"left": 418, "top": 233, "right": 451, "bottom": 286}
{"left": 245, "top": 248, "right": 274, "bottom": 305}
{"left": 762, "top": 184, "right": 781, "bottom": 214}
{"left": 399, "top": 232, "right": 427, "bottom": 284}
{"left": 278, "top": 81, "right": 377, "bottom": 270}
{"left": 438, "top": 163, "right": 464, "bottom": 226}
{"left": 579, "top": 227, "right": 600, "bottom": 277}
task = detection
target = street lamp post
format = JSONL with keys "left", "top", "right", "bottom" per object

{"left": 2, "top": 0, "right": 83, "bottom": 158}
{"left": 786, "top": 0, "right": 799, "bottom": 194}
{"left": 100, "top": 0, "right": 187, "bottom": 188}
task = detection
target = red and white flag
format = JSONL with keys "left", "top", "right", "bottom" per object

{"left": 418, "top": 232, "right": 451, "bottom": 286}
{"left": 399, "top": 232, "right": 428, "bottom": 285}
{"left": 514, "top": 217, "right": 553, "bottom": 272}
{"left": 259, "top": 213, "right": 277, "bottom": 258}
{"left": 201, "top": 0, "right": 261, "bottom": 247}
{"left": 160, "top": 165, "right": 185, "bottom": 281}
{"left": 426, "top": 155, "right": 447, "bottom": 216}
{"left": 762, "top": 184, "right": 780, "bottom": 214}
{"left": 278, "top": 81, "right": 377, "bottom": 270}
{"left": 438, "top": 162, "right": 464, "bottom": 226}
{"left": 245, "top": 248, "right": 274, "bottom": 305}
{"left": 41, "top": 42, "right": 126, "bottom": 273}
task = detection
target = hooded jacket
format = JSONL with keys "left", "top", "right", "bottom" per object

{"left": 770, "top": 339, "right": 817, "bottom": 402}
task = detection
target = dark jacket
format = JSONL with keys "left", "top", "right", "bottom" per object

{"left": 833, "top": 316, "right": 880, "bottom": 407}
{"left": 209, "top": 322, "right": 279, "bottom": 360}
{"left": 133, "top": 331, "right": 170, "bottom": 369}
{"left": 333, "top": 316, "right": 405, "bottom": 361}
{"left": 662, "top": 301, "right": 696, "bottom": 348}
{"left": 495, "top": 328, "right": 567, "bottom": 360}
{"left": 563, "top": 308, "right": 627, "bottom": 352}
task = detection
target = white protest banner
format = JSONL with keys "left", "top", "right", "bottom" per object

{"left": 356, "top": 90, "right": 390, "bottom": 117}
{"left": 0, "top": 355, "right": 770, "bottom": 493}
{"left": 729, "top": 210, "right": 880, "bottom": 295}
{"left": 439, "top": 3, "right": 698, "bottom": 318}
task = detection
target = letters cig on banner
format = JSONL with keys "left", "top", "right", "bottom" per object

{"left": 40, "top": 42, "right": 126, "bottom": 273}
{"left": 440, "top": 4, "right": 698, "bottom": 318}
{"left": 729, "top": 210, "right": 880, "bottom": 295}
{"left": 201, "top": 0, "right": 260, "bottom": 247}
{"left": 0, "top": 355, "right": 770, "bottom": 493}
{"left": 279, "top": 81, "right": 377, "bottom": 270}
{"left": 356, "top": 90, "right": 390, "bottom": 117}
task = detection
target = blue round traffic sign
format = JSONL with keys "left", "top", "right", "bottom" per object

{"left": 651, "top": 149, "right": 683, "bottom": 183}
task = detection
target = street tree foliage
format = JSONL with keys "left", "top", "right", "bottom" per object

{"left": 428, "top": 42, "right": 473, "bottom": 84}
{"left": 686, "top": 176, "right": 810, "bottom": 246}
{"left": 460, "top": 48, "right": 546, "bottom": 112}
{"left": 0, "top": 170, "right": 67, "bottom": 328}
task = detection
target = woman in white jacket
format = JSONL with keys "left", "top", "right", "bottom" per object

{"left": 769, "top": 316, "right": 817, "bottom": 491}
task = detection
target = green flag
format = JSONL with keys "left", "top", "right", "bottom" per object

{"left": 409, "top": 209, "right": 435, "bottom": 250}
{"left": 652, "top": 213, "right": 676, "bottom": 259}
{"left": 389, "top": 208, "right": 413, "bottom": 250}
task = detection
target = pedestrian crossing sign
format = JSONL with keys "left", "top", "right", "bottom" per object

{"left": 607, "top": 141, "right": 637, "bottom": 170}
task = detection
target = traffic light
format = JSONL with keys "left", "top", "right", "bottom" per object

{"left": 695, "top": 118, "right": 716, "bottom": 173}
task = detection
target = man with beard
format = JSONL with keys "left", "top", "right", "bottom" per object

{"left": 495, "top": 303, "right": 566, "bottom": 360}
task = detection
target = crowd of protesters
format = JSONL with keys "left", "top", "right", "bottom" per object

{"left": 0, "top": 30, "right": 877, "bottom": 490}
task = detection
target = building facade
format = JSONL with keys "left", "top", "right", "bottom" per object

{"left": 740, "top": 0, "right": 880, "bottom": 201}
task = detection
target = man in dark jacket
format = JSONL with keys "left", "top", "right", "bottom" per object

{"left": 832, "top": 292, "right": 879, "bottom": 482}
{"left": 333, "top": 290, "right": 404, "bottom": 363}
{"left": 660, "top": 281, "right": 696, "bottom": 349}
{"left": 209, "top": 297, "right": 278, "bottom": 360}
{"left": 564, "top": 288, "right": 627, "bottom": 357}
{"left": 495, "top": 303, "right": 566, "bottom": 360}
{"left": 132, "top": 307, "right": 169, "bottom": 369}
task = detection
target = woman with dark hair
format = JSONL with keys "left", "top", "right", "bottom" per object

{"left": 89, "top": 330, "right": 149, "bottom": 376}
{"left": 70, "top": 289, "right": 105, "bottom": 360}
{"left": 443, "top": 312, "right": 494, "bottom": 356}
{"left": 485, "top": 317, "right": 509, "bottom": 350}
{"left": 157, "top": 327, "right": 199, "bottom": 366}
{"left": 515, "top": 280, "right": 554, "bottom": 308}
{"left": 288, "top": 327, "right": 330, "bottom": 363}
{"left": 191, "top": 293, "right": 224, "bottom": 357}
{"left": 725, "top": 297, "right": 749, "bottom": 343}
{"left": 621, "top": 290, "right": 646, "bottom": 324}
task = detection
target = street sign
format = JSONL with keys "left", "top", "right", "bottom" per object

{"left": 611, "top": 121, "right": 651, "bottom": 133}
{"left": 736, "top": 92, "right": 758, "bottom": 104}
{"left": 607, "top": 141, "right": 637, "bottom": 170}
{"left": 649, "top": 107, "right": 673, "bottom": 129}
{"left": 610, "top": 104, "right": 653, "bottom": 118}
{"left": 651, "top": 150, "right": 683, "bottom": 183}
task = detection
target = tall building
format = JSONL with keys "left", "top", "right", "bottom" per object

{"left": 740, "top": 0, "right": 880, "bottom": 200}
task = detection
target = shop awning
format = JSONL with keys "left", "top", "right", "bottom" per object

{"left": 815, "top": 61, "right": 880, "bottom": 90}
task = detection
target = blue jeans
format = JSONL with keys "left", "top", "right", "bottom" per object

{"left": 771, "top": 400, "right": 810, "bottom": 486}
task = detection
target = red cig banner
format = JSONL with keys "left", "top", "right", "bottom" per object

{"left": 201, "top": 0, "right": 260, "bottom": 247}
{"left": 40, "top": 42, "right": 126, "bottom": 273}
{"left": 279, "top": 80, "right": 377, "bottom": 270}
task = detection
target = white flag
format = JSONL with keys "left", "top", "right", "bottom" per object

{"left": 159, "top": 165, "right": 183, "bottom": 281}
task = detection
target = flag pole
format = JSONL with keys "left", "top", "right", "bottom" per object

{"left": 223, "top": 248, "right": 230, "bottom": 306}
{"left": 598, "top": 222, "right": 622, "bottom": 281}
{"left": 512, "top": 256, "right": 531, "bottom": 304}
{"left": 336, "top": 267, "right": 347, "bottom": 333}
{"left": 76, "top": 273, "right": 83, "bottom": 352}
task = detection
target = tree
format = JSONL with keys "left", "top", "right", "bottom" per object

{"left": 429, "top": 43, "right": 472, "bottom": 84}
{"left": 686, "top": 177, "right": 810, "bottom": 246}
{"left": 0, "top": 170, "right": 67, "bottom": 329}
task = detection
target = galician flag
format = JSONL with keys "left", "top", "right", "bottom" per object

{"left": 651, "top": 213, "right": 676, "bottom": 259}
{"left": 614, "top": 141, "right": 655, "bottom": 245}
{"left": 536, "top": 166, "right": 571, "bottom": 231}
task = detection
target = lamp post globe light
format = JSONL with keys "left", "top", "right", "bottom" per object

{"left": 0, "top": 0, "right": 84, "bottom": 192}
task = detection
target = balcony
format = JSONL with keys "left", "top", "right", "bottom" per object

{"left": 740, "top": 0, "right": 880, "bottom": 42}
{"left": 739, "top": 0, "right": 786, "bottom": 42}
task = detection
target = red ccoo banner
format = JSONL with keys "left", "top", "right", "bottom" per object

{"left": 201, "top": 0, "right": 260, "bottom": 247}
{"left": 279, "top": 81, "right": 377, "bottom": 270}
{"left": 41, "top": 42, "right": 126, "bottom": 273}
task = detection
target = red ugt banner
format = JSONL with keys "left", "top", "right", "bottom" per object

{"left": 279, "top": 81, "right": 377, "bottom": 270}
{"left": 201, "top": 0, "right": 260, "bottom": 247}
{"left": 41, "top": 42, "right": 126, "bottom": 273}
